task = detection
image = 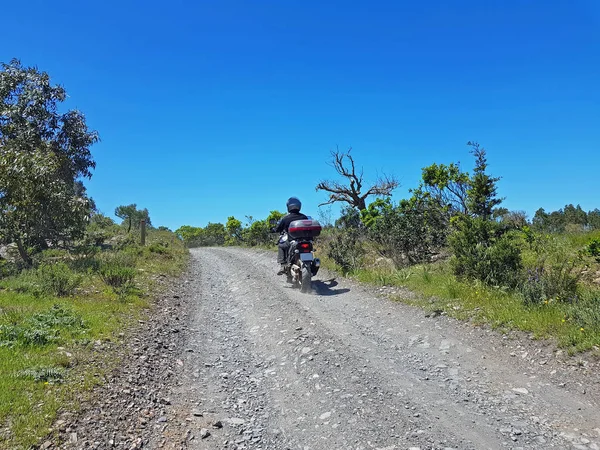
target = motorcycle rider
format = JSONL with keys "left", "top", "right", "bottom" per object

{"left": 274, "top": 197, "right": 308, "bottom": 275}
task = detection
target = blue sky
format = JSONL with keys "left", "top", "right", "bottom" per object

{"left": 3, "top": 0, "right": 599, "bottom": 229}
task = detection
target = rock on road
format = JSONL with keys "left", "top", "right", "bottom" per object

{"left": 150, "top": 247, "right": 600, "bottom": 450}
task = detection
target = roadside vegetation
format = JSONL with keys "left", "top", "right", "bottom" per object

{"left": 0, "top": 60, "right": 188, "bottom": 449}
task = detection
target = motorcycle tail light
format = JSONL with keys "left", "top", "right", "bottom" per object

{"left": 298, "top": 242, "right": 312, "bottom": 252}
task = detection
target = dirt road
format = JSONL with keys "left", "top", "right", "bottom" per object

{"left": 149, "top": 247, "right": 599, "bottom": 450}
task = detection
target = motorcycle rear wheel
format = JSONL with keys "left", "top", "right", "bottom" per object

{"left": 300, "top": 266, "right": 311, "bottom": 293}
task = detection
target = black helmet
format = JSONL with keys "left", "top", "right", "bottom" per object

{"left": 286, "top": 197, "right": 302, "bottom": 213}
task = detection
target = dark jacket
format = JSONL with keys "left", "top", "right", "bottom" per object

{"left": 275, "top": 211, "right": 308, "bottom": 233}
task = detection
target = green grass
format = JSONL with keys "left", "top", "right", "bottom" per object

{"left": 0, "top": 229, "right": 189, "bottom": 450}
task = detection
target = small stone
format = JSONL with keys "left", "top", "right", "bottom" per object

{"left": 319, "top": 411, "right": 331, "bottom": 420}
{"left": 227, "top": 417, "right": 245, "bottom": 425}
{"left": 157, "top": 416, "right": 167, "bottom": 423}
{"left": 159, "top": 397, "right": 171, "bottom": 405}
{"left": 69, "top": 433, "right": 78, "bottom": 444}
{"left": 192, "top": 409, "right": 203, "bottom": 417}
{"left": 200, "top": 428, "right": 210, "bottom": 439}
{"left": 512, "top": 388, "right": 529, "bottom": 395}
{"left": 40, "top": 441, "right": 52, "bottom": 449}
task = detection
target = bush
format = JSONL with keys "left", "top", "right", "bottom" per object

{"left": 369, "top": 200, "right": 449, "bottom": 267}
{"left": 99, "top": 254, "right": 136, "bottom": 290}
{"left": 449, "top": 217, "right": 522, "bottom": 288}
{"left": 326, "top": 228, "right": 365, "bottom": 274}
{"left": 36, "top": 263, "right": 83, "bottom": 297}
{"left": 148, "top": 241, "right": 172, "bottom": 256}
{"left": 564, "top": 293, "right": 600, "bottom": 330}
{"left": 586, "top": 239, "right": 600, "bottom": 263}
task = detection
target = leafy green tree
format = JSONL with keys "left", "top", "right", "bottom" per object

{"left": 202, "top": 223, "right": 226, "bottom": 246}
{"left": 114, "top": 204, "right": 151, "bottom": 232}
{"left": 563, "top": 204, "right": 587, "bottom": 227}
{"left": 225, "top": 216, "right": 243, "bottom": 245}
{"left": 0, "top": 59, "right": 98, "bottom": 264}
{"left": 175, "top": 225, "right": 204, "bottom": 246}
{"left": 419, "top": 162, "right": 470, "bottom": 214}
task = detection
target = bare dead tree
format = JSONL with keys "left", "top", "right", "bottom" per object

{"left": 316, "top": 147, "right": 399, "bottom": 211}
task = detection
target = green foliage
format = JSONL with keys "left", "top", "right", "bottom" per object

{"left": 243, "top": 219, "right": 271, "bottom": 247}
{"left": 368, "top": 197, "right": 448, "bottom": 266}
{"left": 520, "top": 265, "right": 580, "bottom": 305}
{"left": 82, "top": 212, "right": 120, "bottom": 247}
{"left": 533, "top": 204, "right": 598, "bottom": 233}
{"left": 586, "top": 239, "right": 600, "bottom": 263}
{"left": 114, "top": 204, "right": 151, "bottom": 233}
{"left": 148, "top": 241, "right": 171, "bottom": 256}
{"left": 99, "top": 254, "right": 136, "bottom": 290}
{"left": 15, "top": 366, "right": 66, "bottom": 383}
{"left": 0, "top": 59, "right": 99, "bottom": 265}
{"left": 449, "top": 217, "right": 522, "bottom": 287}
{"left": 35, "top": 263, "right": 83, "bottom": 297}
{"left": 360, "top": 198, "right": 392, "bottom": 228}
{"left": 466, "top": 142, "right": 502, "bottom": 220}
{"left": 0, "top": 304, "right": 86, "bottom": 348}
{"left": 175, "top": 222, "right": 226, "bottom": 247}
{"left": 335, "top": 206, "right": 362, "bottom": 229}
{"left": 326, "top": 228, "right": 365, "bottom": 274}
{"left": 564, "top": 292, "right": 600, "bottom": 331}
{"left": 225, "top": 216, "right": 243, "bottom": 245}
{"left": 419, "top": 161, "right": 470, "bottom": 214}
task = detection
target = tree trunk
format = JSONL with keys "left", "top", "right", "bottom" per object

{"left": 15, "top": 236, "right": 32, "bottom": 267}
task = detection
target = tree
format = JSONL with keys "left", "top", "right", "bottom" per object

{"left": 588, "top": 209, "right": 600, "bottom": 230}
{"left": 466, "top": 142, "right": 502, "bottom": 220}
{"left": 0, "top": 59, "right": 98, "bottom": 264}
{"left": 203, "top": 223, "right": 226, "bottom": 246}
{"left": 225, "top": 216, "right": 243, "bottom": 245}
{"left": 563, "top": 204, "right": 587, "bottom": 227}
{"left": 419, "top": 162, "right": 470, "bottom": 214}
{"left": 316, "top": 147, "right": 399, "bottom": 211}
{"left": 114, "top": 204, "right": 151, "bottom": 232}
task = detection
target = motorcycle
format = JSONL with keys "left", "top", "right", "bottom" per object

{"left": 272, "top": 219, "right": 322, "bottom": 293}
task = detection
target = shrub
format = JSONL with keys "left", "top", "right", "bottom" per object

{"left": 369, "top": 199, "right": 449, "bottom": 267}
{"left": 326, "top": 228, "right": 365, "bottom": 274}
{"left": 449, "top": 217, "right": 522, "bottom": 288}
{"left": 586, "top": 239, "right": 600, "bottom": 263}
{"left": 148, "top": 241, "right": 172, "bottom": 256}
{"left": 36, "top": 263, "right": 82, "bottom": 297}
{"left": 69, "top": 254, "right": 101, "bottom": 274}
{"left": 564, "top": 293, "right": 600, "bottom": 330}
{"left": 99, "top": 253, "right": 136, "bottom": 291}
